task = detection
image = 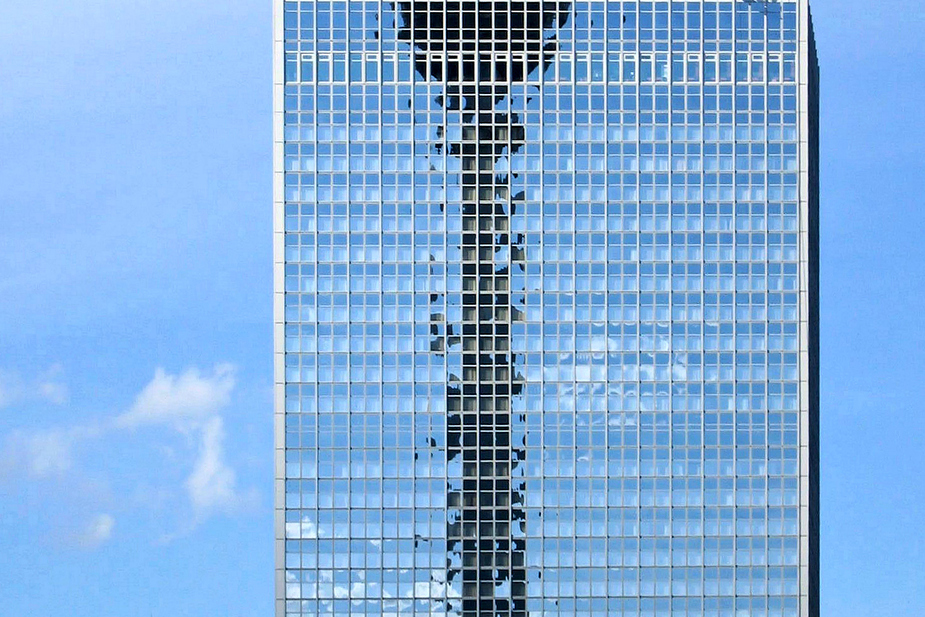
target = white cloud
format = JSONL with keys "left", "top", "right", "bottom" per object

{"left": 38, "top": 379, "right": 69, "bottom": 406}
{"left": 0, "top": 374, "right": 13, "bottom": 409}
{"left": 1, "top": 363, "right": 254, "bottom": 544}
{"left": 0, "top": 365, "right": 68, "bottom": 409}
{"left": 117, "top": 365, "right": 252, "bottom": 518}
{"left": 117, "top": 364, "right": 235, "bottom": 429}
{"left": 1, "top": 426, "right": 95, "bottom": 478}
{"left": 37, "top": 364, "right": 69, "bottom": 405}
{"left": 185, "top": 415, "right": 244, "bottom": 515}
{"left": 79, "top": 513, "right": 115, "bottom": 548}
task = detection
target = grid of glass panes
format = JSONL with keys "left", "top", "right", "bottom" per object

{"left": 508, "top": 2, "right": 803, "bottom": 616}
{"left": 282, "top": 1, "right": 452, "bottom": 614}
{"left": 280, "top": 1, "right": 809, "bottom": 616}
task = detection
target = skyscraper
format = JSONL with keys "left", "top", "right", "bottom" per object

{"left": 273, "top": 1, "right": 819, "bottom": 616}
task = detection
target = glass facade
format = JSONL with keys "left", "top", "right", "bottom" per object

{"left": 274, "top": 2, "right": 819, "bottom": 616}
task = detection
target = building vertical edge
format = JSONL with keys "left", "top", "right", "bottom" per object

{"left": 806, "top": 6, "right": 821, "bottom": 617}
{"left": 272, "top": 0, "right": 286, "bottom": 615}
{"left": 798, "top": 1, "right": 820, "bottom": 616}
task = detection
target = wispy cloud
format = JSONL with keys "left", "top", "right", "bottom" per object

{"left": 117, "top": 364, "right": 234, "bottom": 429}
{"left": 186, "top": 416, "right": 247, "bottom": 516}
{"left": 0, "top": 374, "right": 12, "bottom": 409}
{"left": 117, "top": 364, "right": 253, "bottom": 519}
{"left": 2, "top": 428, "right": 76, "bottom": 478}
{"left": 37, "top": 367, "right": 69, "bottom": 405}
{"left": 0, "top": 363, "right": 255, "bottom": 544}
{"left": 78, "top": 513, "right": 115, "bottom": 549}
{"left": 0, "top": 365, "right": 69, "bottom": 409}
{"left": 1, "top": 424, "right": 100, "bottom": 479}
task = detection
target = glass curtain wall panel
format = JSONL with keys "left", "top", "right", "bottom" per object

{"left": 273, "top": 1, "right": 820, "bottom": 616}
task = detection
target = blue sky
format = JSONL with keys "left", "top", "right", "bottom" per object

{"left": 0, "top": 0, "right": 923, "bottom": 615}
